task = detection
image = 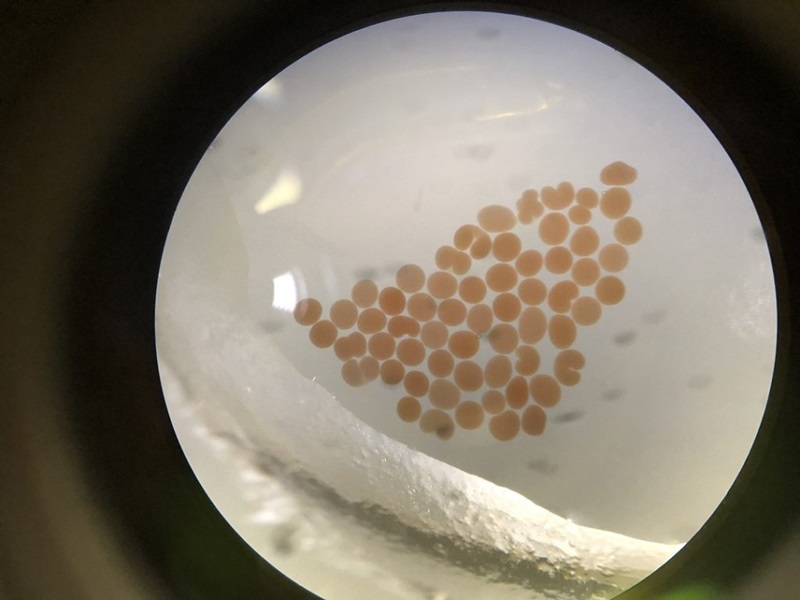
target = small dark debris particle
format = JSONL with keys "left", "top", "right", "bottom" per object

{"left": 526, "top": 458, "right": 559, "bottom": 475}
{"left": 477, "top": 27, "right": 501, "bottom": 40}
{"left": 602, "top": 388, "right": 625, "bottom": 401}
{"left": 454, "top": 143, "right": 495, "bottom": 161}
{"left": 354, "top": 267, "right": 379, "bottom": 280}
{"left": 613, "top": 330, "right": 637, "bottom": 346}
{"left": 553, "top": 410, "right": 584, "bottom": 424}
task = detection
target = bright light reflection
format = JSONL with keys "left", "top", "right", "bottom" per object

{"left": 255, "top": 170, "right": 302, "bottom": 214}
{"left": 254, "top": 78, "right": 284, "bottom": 103}
{"left": 475, "top": 100, "right": 549, "bottom": 122}
{"left": 271, "top": 272, "right": 298, "bottom": 312}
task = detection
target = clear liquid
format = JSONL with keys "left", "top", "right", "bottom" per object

{"left": 156, "top": 11, "right": 776, "bottom": 599}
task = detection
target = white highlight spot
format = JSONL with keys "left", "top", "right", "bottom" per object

{"left": 254, "top": 78, "right": 283, "bottom": 103}
{"left": 255, "top": 170, "right": 302, "bottom": 214}
{"left": 272, "top": 272, "right": 298, "bottom": 312}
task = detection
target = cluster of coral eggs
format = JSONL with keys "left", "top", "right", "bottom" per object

{"left": 294, "top": 161, "right": 641, "bottom": 441}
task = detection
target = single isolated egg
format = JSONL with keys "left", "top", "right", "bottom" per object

{"left": 155, "top": 10, "right": 777, "bottom": 600}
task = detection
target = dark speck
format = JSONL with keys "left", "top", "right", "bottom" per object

{"left": 436, "top": 424, "right": 453, "bottom": 438}
{"left": 553, "top": 410, "right": 584, "bottom": 424}
{"left": 477, "top": 27, "right": 502, "bottom": 40}
{"left": 354, "top": 267, "right": 379, "bottom": 280}
{"left": 613, "top": 330, "right": 637, "bottom": 346}
{"left": 526, "top": 458, "right": 558, "bottom": 475}
{"left": 467, "top": 144, "right": 493, "bottom": 161}
{"left": 271, "top": 523, "right": 298, "bottom": 556}
{"left": 642, "top": 309, "right": 667, "bottom": 324}
{"left": 687, "top": 374, "right": 713, "bottom": 390}
{"left": 385, "top": 261, "right": 405, "bottom": 276}
{"left": 262, "top": 319, "right": 285, "bottom": 333}
{"left": 454, "top": 143, "right": 495, "bottom": 161}
{"left": 253, "top": 452, "right": 278, "bottom": 476}
{"left": 603, "top": 388, "right": 625, "bottom": 401}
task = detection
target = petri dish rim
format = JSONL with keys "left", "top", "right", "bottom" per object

{"left": 161, "top": 7, "right": 786, "bottom": 600}
{"left": 167, "top": 10, "right": 780, "bottom": 590}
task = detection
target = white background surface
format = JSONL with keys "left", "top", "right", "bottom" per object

{"left": 164, "top": 12, "right": 775, "bottom": 544}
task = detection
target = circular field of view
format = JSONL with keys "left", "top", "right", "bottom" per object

{"left": 155, "top": 11, "right": 776, "bottom": 600}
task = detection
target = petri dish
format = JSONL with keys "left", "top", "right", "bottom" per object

{"left": 154, "top": 11, "right": 777, "bottom": 600}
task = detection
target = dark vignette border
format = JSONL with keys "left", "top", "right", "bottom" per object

{"left": 53, "top": 1, "right": 800, "bottom": 599}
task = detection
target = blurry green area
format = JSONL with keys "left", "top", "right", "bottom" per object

{"left": 657, "top": 584, "right": 719, "bottom": 600}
